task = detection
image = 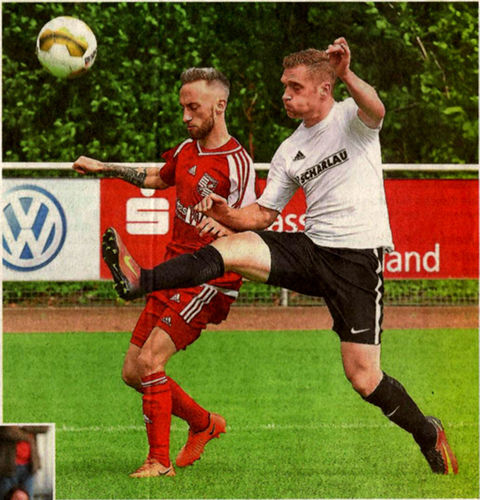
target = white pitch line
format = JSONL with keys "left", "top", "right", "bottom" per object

{"left": 57, "top": 421, "right": 476, "bottom": 433}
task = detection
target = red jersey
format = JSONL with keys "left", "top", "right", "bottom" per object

{"left": 159, "top": 136, "right": 256, "bottom": 291}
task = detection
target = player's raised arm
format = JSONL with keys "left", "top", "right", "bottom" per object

{"left": 326, "top": 37, "right": 385, "bottom": 128}
{"left": 72, "top": 155, "right": 169, "bottom": 189}
{"left": 195, "top": 193, "right": 278, "bottom": 231}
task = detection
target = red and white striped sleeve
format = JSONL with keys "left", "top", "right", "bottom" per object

{"left": 226, "top": 147, "right": 257, "bottom": 208}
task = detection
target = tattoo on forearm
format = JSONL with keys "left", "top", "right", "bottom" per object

{"left": 103, "top": 163, "right": 147, "bottom": 188}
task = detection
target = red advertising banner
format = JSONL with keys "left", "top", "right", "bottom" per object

{"left": 384, "top": 180, "right": 478, "bottom": 279}
{"left": 100, "top": 179, "right": 478, "bottom": 279}
{"left": 100, "top": 179, "right": 177, "bottom": 273}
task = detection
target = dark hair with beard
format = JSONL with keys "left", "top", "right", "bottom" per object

{"left": 180, "top": 67, "right": 230, "bottom": 99}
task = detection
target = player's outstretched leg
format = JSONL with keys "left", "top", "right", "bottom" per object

{"left": 420, "top": 416, "right": 458, "bottom": 474}
{"left": 140, "top": 244, "right": 226, "bottom": 293}
{"left": 176, "top": 413, "right": 227, "bottom": 467}
{"left": 103, "top": 228, "right": 226, "bottom": 299}
{"left": 102, "top": 227, "right": 143, "bottom": 300}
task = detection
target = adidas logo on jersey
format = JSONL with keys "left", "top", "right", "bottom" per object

{"left": 161, "top": 316, "right": 172, "bottom": 326}
{"left": 188, "top": 165, "right": 197, "bottom": 176}
{"left": 169, "top": 293, "right": 181, "bottom": 303}
{"left": 293, "top": 150, "right": 306, "bottom": 161}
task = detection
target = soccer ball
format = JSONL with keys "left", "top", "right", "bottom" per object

{"left": 36, "top": 16, "right": 97, "bottom": 79}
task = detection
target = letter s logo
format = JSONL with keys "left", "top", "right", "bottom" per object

{"left": 126, "top": 197, "right": 170, "bottom": 235}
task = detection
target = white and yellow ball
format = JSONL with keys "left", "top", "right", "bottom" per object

{"left": 36, "top": 16, "right": 97, "bottom": 79}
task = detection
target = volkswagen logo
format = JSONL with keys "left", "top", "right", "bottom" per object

{"left": 2, "top": 184, "right": 67, "bottom": 271}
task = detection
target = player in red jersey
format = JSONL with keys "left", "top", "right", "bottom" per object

{"left": 73, "top": 67, "right": 256, "bottom": 478}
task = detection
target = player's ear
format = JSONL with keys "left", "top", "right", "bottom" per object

{"left": 215, "top": 98, "right": 227, "bottom": 114}
{"left": 319, "top": 82, "right": 331, "bottom": 98}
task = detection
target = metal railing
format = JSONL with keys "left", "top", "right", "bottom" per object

{"left": 2, "top": 162, "right": 479, "bottom": 172}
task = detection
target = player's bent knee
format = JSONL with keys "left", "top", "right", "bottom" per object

{"left": 122, "top": 343, "right": 142, "bottom": 388}
{"left": 121, "top": 355, "right": 140, "bottom": 388}
{"left": 213, "top": 231, "right": 265, "bottom": 261}
{"left": 121, "top": 366, "right": 138, "bottom": 388}
{"left": 134, "top": 327, "right": 176, "bottom": 377}
{"left": 136, "top": 349, "right": 171, "bottom": 377}
{"left": 136, "top": 353, "right": 160, "bottom": 377}
{"left": 345, "top": 369, "right": 381, "bottom": 397}
{"left": 213, "top": 231, "right": 271, "bottom": 281}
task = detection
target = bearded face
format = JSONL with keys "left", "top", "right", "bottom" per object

{"left": 187, "top": 107, "right": 215, "bottom": 140}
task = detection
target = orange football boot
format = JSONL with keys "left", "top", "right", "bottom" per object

{"left": 129, "top": 457, "right": 176, "bottom": 478}
{"left": 420, "top": 416, "right": 458, "bottom": 474}
{"left": 102, "top": 226, "right": 143, "bottom": 300}
{"left": 176, "top": 413, "right": 226, "bottom": 467}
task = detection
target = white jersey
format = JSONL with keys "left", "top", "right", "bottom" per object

{"left": 257, "top": 98, "right": 394, "bottom": 250}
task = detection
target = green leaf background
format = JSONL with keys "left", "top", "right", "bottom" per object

{"left": 2, "top": 2, "right": 478, "bottom": 164}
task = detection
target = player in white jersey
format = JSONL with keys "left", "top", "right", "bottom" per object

{"left": 104, "top": 38, "right": 457, "bottom": 475}
{"left": 261, "top": 96, "right": 393, "bottom": 250}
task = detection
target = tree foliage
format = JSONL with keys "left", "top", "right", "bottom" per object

{"left": 2, "top": 2, "right": 478, "bottom": 164}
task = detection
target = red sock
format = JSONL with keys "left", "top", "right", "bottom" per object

{"left": 141, "top": 371, "right": 172, "bottom": 467}
{"left": 168, "top": 376, "right": 209, "bottom": 433}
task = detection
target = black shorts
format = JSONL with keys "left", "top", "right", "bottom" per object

{"left": 256, "top": 231, "right": 385, "bottom": 345}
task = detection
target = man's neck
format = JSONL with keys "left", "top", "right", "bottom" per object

{"left": 200, "top": 124, "right": 231, "bottom": 149}
{"left": 303, "top": 99, "right": 335, "bottom": 128}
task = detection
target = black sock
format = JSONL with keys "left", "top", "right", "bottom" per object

{"left": 140, "top": 245, "right": 225, "bottom": 293}
{"left": 364, "top": 372, "right": 436, "bottom": 449}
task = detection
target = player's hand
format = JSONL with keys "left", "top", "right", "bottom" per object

{"left": 326, "top": 37, "right": 351, "bottom": 79}
{"left": 197, "top": 216, "right": 234, "bottom": 238}
{"left": 72, "top": 156, "right": 105, "bottom": 174}
{"left": 195, "top": 193, "right": 230, "bottom": 220}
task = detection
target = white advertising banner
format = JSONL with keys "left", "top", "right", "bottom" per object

{"left": 2, "top": 179, "right": 100, "bottom": 280}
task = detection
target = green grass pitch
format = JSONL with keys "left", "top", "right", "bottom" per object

{"left": 3, "top": 328, "right": 478, "bottom": 499}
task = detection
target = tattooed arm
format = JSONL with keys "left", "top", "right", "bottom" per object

{"left": 72, "top": 156, "right": 169, "bottom": 189}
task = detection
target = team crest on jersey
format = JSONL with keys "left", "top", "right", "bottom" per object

{"left": 295, "top": 149, "right": 349, "bottom": 186}
{"left": 197, "top": 173, "right": 218, "bottom": 197}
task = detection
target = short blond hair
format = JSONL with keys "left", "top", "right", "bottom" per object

{"left": 283, "top": 48, "right": 336, "bottom": 86}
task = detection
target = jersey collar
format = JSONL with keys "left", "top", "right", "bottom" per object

{"left": 196, "top": 137, "right": 242, "bottom": 156}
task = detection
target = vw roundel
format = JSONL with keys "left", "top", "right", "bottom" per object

{"left": 2, "top": 184, "right": 67, "bottom": 272}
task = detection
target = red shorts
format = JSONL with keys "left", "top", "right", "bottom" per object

{"left": 131, "top": 284, "right": 237, "bottom": 351}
